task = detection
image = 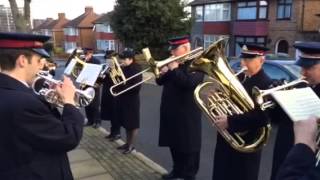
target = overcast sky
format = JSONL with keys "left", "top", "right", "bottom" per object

{"left": 0, "top": 0, "right": 116, "bottom": 19}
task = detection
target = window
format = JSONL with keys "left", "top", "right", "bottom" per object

{"left": 237, "top": 1, "right": 268, "bottom": 20}
{"left": 204, "top": 34, "right": 229, "bottom": 54}
{"left": 195, "top": 6, "right": 203, "bottom": 22}
{"left": 97, "top": 40, "right": 115, "bottom": 51}
{"left": 263, "top": 64, "right": 291, "bottom": 81}
{"left": 95, "top": 24, "right": 113, "bottom": 33}
{"left": 276, "top": 40, "right": 289, "bottom": 54}
{"left": 64, "top": 42, "right": 76, "bottom": 51}
{"left": 277, "top": 0, "right": 292, "bottom": 19}
{"left": 63, "top": 28, "right": 79, "bottom": 36}
{"left": 204, "top": 3, "right": 231, "bottom": 21}
{"left": 235, "top": 36, "right": 266, "bottom": 56}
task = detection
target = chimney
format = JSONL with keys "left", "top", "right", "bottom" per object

{"left": 85, "top": 6, "right": 93, "bottom": 14}
{"left": 58, "top": 13, "right": 65, "bottom": 20}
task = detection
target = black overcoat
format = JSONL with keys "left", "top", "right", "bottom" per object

{"left": 276, "top": 144, "right": 320, "bottom": 180}
{"left": 156, "top": 61, "right": 204, "bottom": 153}
{"left": 113, "top": 63, "right": 142, "bottom": 130}
{"left": 0, "top": 73, "right": 84, "bottom": 180}
{"left": 213, "top": 69, "right": 273, "bottom": 180}
{"left": 100, "top": 75, "right": 115, "bottom": 120}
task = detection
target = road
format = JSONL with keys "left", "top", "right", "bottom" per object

{"left": 55, "top": 59, "right": 278, "bottom": 180}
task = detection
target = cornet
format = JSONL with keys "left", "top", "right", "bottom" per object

{"left": 252, "top": 78, "right": 320, "bottom": 165}
{"left": 32, "top": 72, "right": 95, "bottom": 108}
{"left": 109, "top": 47, "right": 204, "bottom": 96}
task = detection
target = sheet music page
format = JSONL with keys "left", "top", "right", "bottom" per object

{"left": 76, "top": 64, "right": 102, "bottom": 86}
{"left": 64, "top": 58, "right": 77, "bottom": 75}
{"left": 271, "top": 87, "right": 320, "bottom": 122}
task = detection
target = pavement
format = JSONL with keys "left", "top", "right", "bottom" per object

{"left": 68, "top": 126, "right": 167, "bottom": 180}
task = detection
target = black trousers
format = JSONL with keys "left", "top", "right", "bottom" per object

{"left": 85, "top": 87, "right": 101, "bottom": 124}
{"left": 212, "top": 134, "right": 261, "bottom": 180}
{"left": 170, "top": 148, "right": 200, "bottom": 178}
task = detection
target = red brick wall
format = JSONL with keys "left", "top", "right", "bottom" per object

{"left": 233, "top": 21, "right": 269, "bottom": 36}
{"left": 203, "top": 22, "right": 231, "bottom": 34}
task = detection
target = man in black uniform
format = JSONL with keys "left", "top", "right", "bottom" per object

{"left": 0, "top": 32, "right": 84, "bottom": 180}
{"left": 276, "top": 42, "right": 320, "bottom": 180}
{"left": 156, "top": 36, "right": 204, "bottom": 180}
{"left": 83, "top": 48, "right": 102, "bottom": 128}
{"left": 213, "top": 43, "right": 273, "bottom": 180}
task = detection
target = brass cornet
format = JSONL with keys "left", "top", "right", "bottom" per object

{"left": 109, "top": 47, "right": 204, "bottom": 96}
{"left": 32, "top": 72, "right": 95, "bottom": 108}
{"left": 252, "top": 78, "right": 320, "bottom": 165}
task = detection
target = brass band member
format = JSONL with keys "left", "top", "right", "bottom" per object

{"left": 83, "top": 48, "right": 102, "bottom": 128}
{"left": 101, "top": 50, "right": 121, "bottom": 141}
{"left": 0, "top": 32, "right": 84, "bottom": 180}
{"left": 113, "top": 49, "right": 142, "bottom": 154}
{"left": 213, "top": 43, "right": 273, "bottom": 180}
{"left": 276, "top": 42, "right": 320, "bottom": 180}
{"left": 157, "top": 36, "right": 204, "bottom": 180}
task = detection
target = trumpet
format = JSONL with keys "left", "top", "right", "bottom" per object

{"left": 109, "top": 47, "right": 204, "bottom": 96}
{"left": 252, "top": 78, "right": 309, "bottom": 110}
{"left": 32, "top": 72, "right": 95, "bottom": 107}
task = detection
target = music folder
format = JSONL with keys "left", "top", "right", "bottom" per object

{"left": 76, "top": 64, "right": 102, "bottom": 86}
{"left": 271, "top": 87, "right": 320, "bottom": 122}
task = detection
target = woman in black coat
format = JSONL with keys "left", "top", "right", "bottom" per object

{"left": 113, "top": 49, "right": 142, "bottom": 154}
{"left": 100, "top": 50, "right": 121, "bottom": 140}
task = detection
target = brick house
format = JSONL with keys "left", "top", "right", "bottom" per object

{"left": 269, "top": 0, "right": 320, "bottom": 56}
{"left": 189, "top": 0, "right": 320, "bottom": 57}
{"left": 93, "top": 12, "right": 121, "bottom": 52}
{"left": 63, "top": 6, "right": 99, "bottom": 52}
{"left": 33, "top": 18, "right": 54, "bottom": 36}
{"left": 33, "top": 13, "right": 69, "bottom": 49}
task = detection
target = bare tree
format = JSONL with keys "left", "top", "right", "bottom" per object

{"left": 8, "top": 0, "right": 31, "bottom": 32}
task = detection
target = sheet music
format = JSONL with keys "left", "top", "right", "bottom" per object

{"left": 76, "top": 63, "right": 102, "bottom": 86}
{"left": 64, "top": 58, "right": 77, "bottom": 75}
{"left": 271, "top": 87, "right": 320, "bottom": 122}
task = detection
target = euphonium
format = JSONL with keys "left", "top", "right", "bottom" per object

{"left": 32, "top": 72, "right": 95, "bottom": 108}
{"left": 189, "top": 38, "right": 271, "bottom": 153}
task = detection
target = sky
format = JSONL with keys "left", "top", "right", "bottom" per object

{"left": 0, "top": 0, "right": 116, "bottom": 19}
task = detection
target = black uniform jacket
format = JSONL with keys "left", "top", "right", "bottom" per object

{"left": 0, "top": 73, "right": 84, "bottom": 180}
{"left": 275, "top": 84, "right": 320, "bottom": 180}
{"left": 276, "top": 144, "right": 320, "bottom": 180}
{"left": 156, "top": 61, "right": 204, "bottom": 153}
{"left": 113, "top": 63, "right": 142, "bottom": 130}
{"left": 100, "top": 75, "right": 115, "bottom": 120}
{"left": 227, "top": 69, "right": 273, "bottom": 133}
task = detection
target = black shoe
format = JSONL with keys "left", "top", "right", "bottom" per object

{"left": 161, "top": 172, "right": 182, "bottom": 179}
{"left": 92, "top": 123, "right": 101, "bottom": 129}
{"left": 122, "top": 146, "right": 135, "bottom": 154}
{"left": 117, "top": 143, "right": 129, "bottom": 150}
{"left": 109, "top": 134, "right": 121, "bottom": 141}
{"left": 184, "top": 177, "right": 195, "bottom": 180}
{"left": 85, "top": 122, "right": 94, "bottom": 126}
{"left": 105, "top": 134, "right": 113, "bottom": 139}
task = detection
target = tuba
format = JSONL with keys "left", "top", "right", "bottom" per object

{"left": 189, "top": 38, "right": 271, "bottom": 153}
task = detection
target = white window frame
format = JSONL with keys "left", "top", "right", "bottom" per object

{"left": 96, "top": 40, "right": 115, "bottom": 51}
{"left": 204, "top": 3, "right": 231, "bottom": 22}
{"left": 204, "top": 34, "right": 229, "bottom": 55}
{"left": 195, "top": 6, "right": 203, "bottom": 22}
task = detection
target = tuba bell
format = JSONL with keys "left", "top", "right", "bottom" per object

{"left": 189, "top": 38, "right": 271, "bottom": 153}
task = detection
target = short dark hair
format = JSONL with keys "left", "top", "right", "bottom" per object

{"left": 0, "top": 49, "right": 33, "bottom": 71}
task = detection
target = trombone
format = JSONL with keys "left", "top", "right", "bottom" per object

{"left": 109, "top": 47, "right": 204, "bottom": 96}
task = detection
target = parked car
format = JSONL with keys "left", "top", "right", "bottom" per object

{"left": 229, "top": 60, "right": 301, "bottom": 82}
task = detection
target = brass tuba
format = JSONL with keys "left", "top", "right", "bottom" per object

{"left": 189, "top": 38, "right": 271, "bottom": 153}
